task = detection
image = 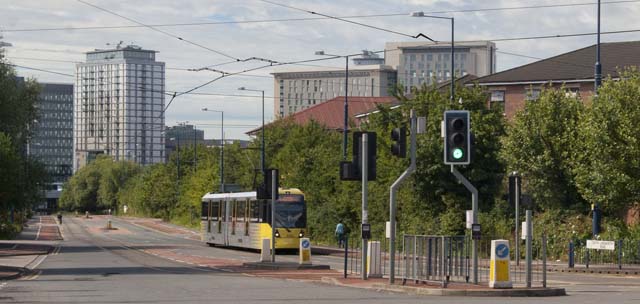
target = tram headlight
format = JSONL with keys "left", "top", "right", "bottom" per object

{"left": 298, "top": 231, "right": 304, "bottom": 238}
{"left": 275, "top": 230, "right": 280, "bottom": 238}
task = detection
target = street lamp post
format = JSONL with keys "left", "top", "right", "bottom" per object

{"left": 201, "top": 108, "right": 224, "bottom": 193}
{"left": 315, "top": 51, "right": 349, "bottom": 160}
{"left": 410, "top": 12, "right": 455, "bottom": 102}
{"left": 595, "top": 0, "right": 602, "bottom": 92}
{"left": 238, "top": 87, "right": 266, "bottom": 174}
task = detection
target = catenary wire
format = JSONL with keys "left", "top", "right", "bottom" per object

{"left": 1, "top": 0, "right": 637, "bottom": 32}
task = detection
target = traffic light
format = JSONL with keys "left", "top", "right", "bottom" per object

{"left": 592, "top": 204, "right": 601, "bottom": 236}
{"left": 444, "top": 110, "right": 470, "bottom": 165}
{"left": 352, "top": 131, "right": 376, "bottom": 181}
{"left": 257, "top": 168, "right": 279, "bottom": 199}
{"left": 391, "top": 127, "right": 406, "bottom": 158}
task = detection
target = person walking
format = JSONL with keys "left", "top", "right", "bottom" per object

{"left": 335, "top": 221, "right": 345, "bottom": 248}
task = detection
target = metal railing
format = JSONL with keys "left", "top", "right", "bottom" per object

{"left": 570, "top": 239, "right": 640, "bottom": 269}
{"left": 344, "top": 233, "right": 548, "bottom": 288}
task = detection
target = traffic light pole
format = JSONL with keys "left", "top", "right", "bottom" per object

{"left": 361, "top": 133, "right": 368, "bottom": 280}
{"left": 389, "top": 110, "right": 417, "bottom": 284}
{"left": 451, "top": 166, "right": 478, "bottom": 284}
{"left": 271, "top": 169, "right": 277, "bottom": 263}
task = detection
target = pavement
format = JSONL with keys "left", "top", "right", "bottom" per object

{"left": 0, "top": 215, "right": 61, "bottom": 281}
{"left": 12, "top": 215, "right": 640, "bottom": 302}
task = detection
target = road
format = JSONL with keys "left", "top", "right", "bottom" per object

{"left": 1, "top": 216, "right": 640, "bottom": 303}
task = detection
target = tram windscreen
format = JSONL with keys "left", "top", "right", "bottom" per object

{"left": 275, "top": 194, "right": 306, "bottom": 229}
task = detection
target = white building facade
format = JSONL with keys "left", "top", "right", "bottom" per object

{"left": 74, "top": 45, "right": 165, "bottom": 171}
{"left": 385, "top": 41, "right": 496, "bottom": 93}
{"left": 272, "top": 65, "right": 397, "bottom": 118}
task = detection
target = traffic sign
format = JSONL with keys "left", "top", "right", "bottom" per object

{"left": 496, "top": 243, "right": 509, "bottom": 259}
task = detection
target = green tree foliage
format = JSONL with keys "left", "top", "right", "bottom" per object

{"left": 0, "top": 57, "right": 48, "bottom": 232}
{"left": 60, "top": 156, "right": 138, "bottom": 212}
{"left": 573, "top": 70, "right": 640, "bottom": 215}
{"left": 501, "top": 87, "right": 584, "bottom": 211}
{"left": 57, "top": 71, "right": 640, "bottom": 245}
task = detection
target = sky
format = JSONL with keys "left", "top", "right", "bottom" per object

{"left": 1, "top": 0, "right": 639, "bottom": 140}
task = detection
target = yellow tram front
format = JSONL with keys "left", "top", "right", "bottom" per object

{"left": 200, "top": 188, "right": 307, "bottom": 250}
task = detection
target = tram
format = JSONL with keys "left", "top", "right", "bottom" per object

{"left": 200, "top": 188, "right": 307, "bottom": 250}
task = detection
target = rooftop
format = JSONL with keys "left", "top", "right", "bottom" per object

{"left": 246, "top": 96, "right": 397, "bottom": 135}
{"left": 475, "top": 41, "right": 640, "bottom": 84}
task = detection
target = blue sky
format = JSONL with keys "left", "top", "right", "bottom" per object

{"left": 2, "top": 0, "right": 639, "bottom": 140}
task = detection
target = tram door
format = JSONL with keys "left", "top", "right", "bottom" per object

{"left": 224, "top": 199, "right": 231, "bottom": 246}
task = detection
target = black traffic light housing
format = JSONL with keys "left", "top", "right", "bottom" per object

{"left": 444, "top": 110, "right": 471, "bottom": 165}
{"left": 353, "top": 131, "right": 376, "bottom": 181}
{"left": 257, "top": 168, "right": 279, "bottom": 199}
{"left": 339, "top": 132, "right": 377, "bottom": 181}
{"left": 391, "top": 127, "right": 406, "bottom": 158}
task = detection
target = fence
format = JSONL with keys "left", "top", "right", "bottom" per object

{"left": 570, "top": 239, "right": 640, "bottom": 269}
{"left": 345, "top": 233, "right": 548, "bottom": 288}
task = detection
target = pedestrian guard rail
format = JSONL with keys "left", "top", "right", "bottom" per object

{"left": 345, "top": 233, "right": 548, "bottom": 288}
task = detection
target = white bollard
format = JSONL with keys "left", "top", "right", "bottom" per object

{"left": 260, "top": 238, "right": 271, "bottom": 262}
{"left": 299, "top": 238, "right": 312, "bottom": 265}
{"left": 367, "top": 241, "right": 382, "bottom": 278}
{"left": 489, "top": 239, "right": 513, "bottom": 288}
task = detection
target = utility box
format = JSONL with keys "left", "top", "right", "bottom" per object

{"left": 367, "top": 241, "right": 382, "bottom": 278}
{"left": 489, "top": 240, "right": 512, "bottom": 289}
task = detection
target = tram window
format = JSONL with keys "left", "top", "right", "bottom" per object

{"left": 211, "top": 201, "right": 219, "bottom": 221}
{"left": 236, "top": 200, "right": 245, "bottom": 222}
{"left": 250, "top": 200, "right": 260, "bottom": 222}
{"left": 201, "top": 201, "right": 209, "bottom": 220}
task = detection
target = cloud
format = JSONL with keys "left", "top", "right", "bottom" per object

{"left": 2, "top": 0, "right": 640, "bottom": 139}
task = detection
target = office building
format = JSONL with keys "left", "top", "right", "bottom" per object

{"left": 272, "top": 64, "right": 397, "bottom": 118}
{"left": 74, "top": 45, "right": 165, "bottom": 171}
{"left": 27, "top": 82, "right": 74, "bottom": 182}
{"left": 164, "top": 124, "right": 204, "bottom": 160}
{"left": 385, "top": 41, "right": 496, "bottom": 92}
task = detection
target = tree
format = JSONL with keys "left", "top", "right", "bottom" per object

{"left": 501, "top": 86, "right": 584, "bottom": 211}
{"left": 573, "top": 70, "right": 640, "bottom": 215}
{"left": 0, "top": 57, "right": 46, "bottom": 225}
{"left": 392, "top": 84, "right": 506, "bottom": 235}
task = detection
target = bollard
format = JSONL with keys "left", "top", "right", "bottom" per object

{"left": 344, "top": 235, "right": 348, "bottom": 278}
{"left": 260, "top": 238, "right": 270, "bottom": 262}
{"left": 299, "top": 238, "right": 312, "bottom": 265}
{"left": 489, "top": 239, "right": 512, "bottom": 289}
{"left": 106, "top": 220, "right": 112, "bottom": 230}
{"left": 525, "top": 210, "right": 532, "bottom": 288}
{"left": 568, "top": 241, "right": 575, "bottom": 268}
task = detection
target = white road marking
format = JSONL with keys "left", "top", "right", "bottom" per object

{"left": 35, "top": 217, "right": 42, "bottom": 240}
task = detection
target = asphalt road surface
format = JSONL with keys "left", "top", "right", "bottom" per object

{"left": 2, "top": 216, "right": 640, "bottom": 303}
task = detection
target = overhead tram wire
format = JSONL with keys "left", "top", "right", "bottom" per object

{"left": 8, "top": 64, "right": 74, "bottom": 77}
{"left": 76, "top": 0, "right": 239, "bottom": 61}
{"left": 4, "top": 0, "right": 638, "bottom": 32}
{"left": 77, "top": 0, "right": 288, "bottom": 69}
{"left": 260, "top": 0, "right": 435, "bottom": 41}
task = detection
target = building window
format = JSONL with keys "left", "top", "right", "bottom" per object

{"left": 565, "top": 87, "right": 580, "bottom": 98}
{"left": 490, "top": 90, "right": 505, "bottom": 113}
{"left": 526, "top": 88, "right": 541, "bottom": 101}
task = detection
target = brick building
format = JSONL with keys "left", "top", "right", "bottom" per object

{"left": 474, "top": 41, "right": 640, "bottom": 118}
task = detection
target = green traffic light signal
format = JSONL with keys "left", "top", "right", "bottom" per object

{"left": 452, "top": 148, "right": 464, "bottom": 159}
